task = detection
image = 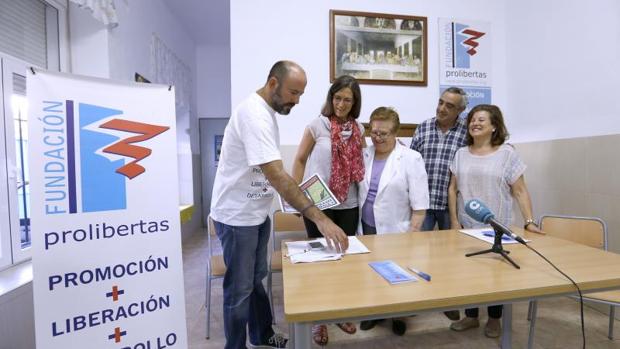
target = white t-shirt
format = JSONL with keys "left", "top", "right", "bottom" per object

{"left": 450, "top": 144, "right": 526, "bottom": 229}
{"left": 210, "top": 93, "right": 282, "bottom": 226}
{"left": 304, "top": 116, "right": 365, "bottom": 209}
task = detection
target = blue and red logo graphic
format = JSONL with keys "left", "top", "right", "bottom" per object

{"left": 66, "top": 101, "right": 169, "bottom": 213}
{"left": 453, "top": 23, "right": 486, "bottom": 68}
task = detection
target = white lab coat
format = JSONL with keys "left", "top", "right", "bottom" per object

{"left": 358, "top": 143, "right": 430, "bottom": 234}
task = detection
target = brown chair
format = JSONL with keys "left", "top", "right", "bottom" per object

{"left": 527, "top": 215, "right": 618, "bottom": 348}
{"left": 267, "top": 210, "right": 306, "bottom": 323}
{"left": 205, "top": 215, "right": 226, "bottom": 339}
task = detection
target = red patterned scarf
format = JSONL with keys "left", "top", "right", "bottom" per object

{"left": 329, "top": 116, "right": 365, "bottom": 203}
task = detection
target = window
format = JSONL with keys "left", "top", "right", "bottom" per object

{"left": 12, "top": 76, "right": 31, "bottom": 251}
{"left": 0, "top": 0, "right": 62, "bottom": 70}
{"left": 0, "top": 0, "right": 67, "bottom": 269}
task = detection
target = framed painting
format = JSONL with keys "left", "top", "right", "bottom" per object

{"left": 330, "top": 10, "right": 428, "bottom": 86}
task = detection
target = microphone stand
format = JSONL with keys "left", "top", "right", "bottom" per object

{"left": 465, "top": 227, "right": 521, "bottom": 269}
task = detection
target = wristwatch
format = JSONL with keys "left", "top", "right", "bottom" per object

{"left": 524, "top": 218, "right": 538, "bottom": 229}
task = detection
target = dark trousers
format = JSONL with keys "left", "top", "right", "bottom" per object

{"left": 465, "top": 305, "right": 503, "bottom": 319}
{"left": 303, "top": 207, "right": 359, "bottom": 238}
{"left": 421, "top": 209, "right": 451, "bottom": 231}
{"left": 214, "top": 217, "right": 274, "bottom": 349}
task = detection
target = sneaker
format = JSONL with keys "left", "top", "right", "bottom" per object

{"left": 444, "top": 310, "right": 460, "bottom": 321}
{"left": 249, "top": 333, "right": 288, "bottom": 348}
{"left": 484, "top": 318, "right": 501, "bottom": 338}
{"left": 449, "top": 317, "right": 480, "bottom": 332}
{"left": 392, "top": 319, "right": 407, "bottom": 336}
{"left": 360, "top": 319, "right": 384, "bottom": 330}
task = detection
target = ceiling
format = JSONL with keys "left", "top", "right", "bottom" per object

{"left": 162, "top": 0, "right": 230, "bottom": 45}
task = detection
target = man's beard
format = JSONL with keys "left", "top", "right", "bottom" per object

{"left": 271, "top": 87, "right": 295, "bottom": 115}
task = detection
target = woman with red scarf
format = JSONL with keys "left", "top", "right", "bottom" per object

{"left": 292, "top": 75, "right": 365, "bottom": 346}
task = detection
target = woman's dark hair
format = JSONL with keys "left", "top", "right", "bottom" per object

{"left": 465, "top": 104, "right": 509, "bottom": 146}
{"left": 321, "top": 75, "right": 361, "bottom": 119}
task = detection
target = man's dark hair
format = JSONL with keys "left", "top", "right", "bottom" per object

{"left": 267, "top": 60, "right": 296, "bottom": 83}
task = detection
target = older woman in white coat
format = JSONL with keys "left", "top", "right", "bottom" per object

{"left": 358, "top": 107, "right": 429, "bottom": 336}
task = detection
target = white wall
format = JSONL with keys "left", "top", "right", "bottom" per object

{"left": 69, "top": 0, "right": 200, "bottom": 154}
{"left": 506, "top": 0, "right": 620, "bottom": 143}
{"left": 69, "top": 0, "right": 203, "bottom": 237}
{"left": 230, "top": 0, "right": 508, "bottom": 145}
{"left": 197, "top": 44, "right": 231, "bottom": 118}
{"left": 68, "top": 2, "right": 110, "bottom": 78}
{"left": 108, "top": 0, "right": 198, "bottom": 151}
{"left": 110, "top": 0, "right": 202, "bottom": 235}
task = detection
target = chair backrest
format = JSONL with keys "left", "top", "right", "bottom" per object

{"left": 274, "top": 211, "right": 306, "bottom": 231}
{"left": 207, "top": 215, "right": 216, "bottom": 235}
{"left": 271, "top": 210, "right": 306, "bottom": 252}
{"left": 207, "top": 215, "right": 216, "bottom": 254}
{"left": 206, "top": 215, "right": 226, "bottom": 278}
{"left": 539, "top": 214, "right": 607, "bottom": 250}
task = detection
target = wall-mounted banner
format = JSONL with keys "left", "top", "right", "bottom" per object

{"left": 28, "top": 69, "right": 187, "bottom": 349}
{"left": 439, "top": 18, "right": 492, "bottom": 112}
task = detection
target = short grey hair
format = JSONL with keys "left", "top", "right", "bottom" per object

{"left": 442, "top": 86, "right": 469, "bottom": 109}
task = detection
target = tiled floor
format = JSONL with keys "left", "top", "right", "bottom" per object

{"left": 182, "top": 230, "right": 620, "bottom": 348}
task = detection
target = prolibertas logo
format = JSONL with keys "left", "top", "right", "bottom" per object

{"left": 99, "top": 119, "right": 169, "bottom": 179}
{"left": 452, "top": 23, "right": 486, "bottom": 68}
{"left": 69, "top": 102, "right": 169, "bottom": 213}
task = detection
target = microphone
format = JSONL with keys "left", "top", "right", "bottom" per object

{"left": 464, "top": 199, "right": 527, "bottom": 245}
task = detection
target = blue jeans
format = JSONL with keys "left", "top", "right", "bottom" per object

{"left": 215, "top": 218, "right": 274, "bottom": 349}
{"left": 421, "top": 209, "right": 451, "bottom": 231}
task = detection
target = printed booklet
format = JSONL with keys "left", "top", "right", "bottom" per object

{"left": 278, "top": 173, "right": 340, "bottom": 213}
{"left": 369, "top": 260, "right": 418, "bottom": 284}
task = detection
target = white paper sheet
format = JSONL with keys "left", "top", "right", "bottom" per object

{"left": 459, "top": 228, "right": 530, "bottom": 245}
{"left": 285, "top": 236, "right": 370, "bottom": 264}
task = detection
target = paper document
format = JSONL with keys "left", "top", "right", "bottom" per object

{"left": 459, "top": 228, "right": 530, "bottom": 245}
{"left": 285, "top": 236, "right": 370, "bottom": 264}
{"left": 278, "top": 173, "right": 340, "bottom": 213}
{"left": 369, "top": 260, "right": 418, "bottom": 284}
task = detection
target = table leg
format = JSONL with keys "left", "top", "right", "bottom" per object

{"left": 293, "top": 322, "right": 311, "bottom": 349}
{"left": 501, "top": 303, "right": 512, "bottom": 349}
{"left": 609, "top": 305, "right": 615, "bottom": 340}
{"left": 288, "top": 323, "right": 295, "bottom": 348}
{"left": 527, "top": 300, "right": 538, "bottom": 349}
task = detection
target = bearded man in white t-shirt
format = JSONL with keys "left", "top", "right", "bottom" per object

{"left": 210, "top": 60, "right": 348, "bottom": 349}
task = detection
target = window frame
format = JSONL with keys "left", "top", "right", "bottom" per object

{"left": 3, "top": 57, "right": 32, "bottom": 265}
{"left": 45, "top": 0, "right": 70, "bottom": 72}
{"left": 0, "top": 0, "right": 68, "bottom": 270}
{"left": 0, "top": 58, "right": 14, "bottom": 270}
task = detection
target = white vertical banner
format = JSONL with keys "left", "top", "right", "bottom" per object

{"left": 438, "top": 18, "right": 492, "bottom": 113}
{"left": 28, "top": 69, "right": 188, "bottom": 349}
